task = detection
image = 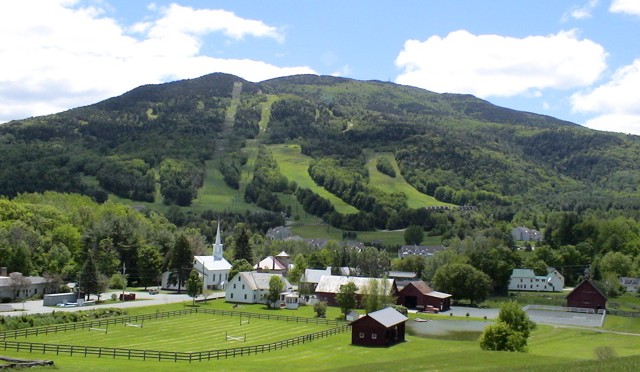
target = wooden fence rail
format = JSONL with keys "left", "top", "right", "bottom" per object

{"left": 0, "top": 325, "right": 350, "bottom": 362}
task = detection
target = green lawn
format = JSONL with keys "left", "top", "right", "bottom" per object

{"left": 2, "top": 299, "right": 640, "bottom": 371}
{"left": 3, "top": 318, "right": 639, "bottom": 371}
{"left": 365, "top": 152, "right": 452, "bottom": 208}
{"left": 269, "top": 144, "right": 359, "bottom": 214}
{"left": 12, "top": 313, "right": 330, "bottom": 352}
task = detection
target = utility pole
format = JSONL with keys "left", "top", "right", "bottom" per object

{"left": 121, "top": 262, "right": 126, "bottom": 302}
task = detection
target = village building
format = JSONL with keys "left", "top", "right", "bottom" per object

{"left": 161, "top": 222, "right": 231, "bottom": 290}
{"left": 566, "top": 279, "right": 607, "bottom": 310}
{"left": 351, "top": 307, "right": 408, "bottom": 347}
{"left": 508, "top": 268, "right": 564, "bottom": 292}
{"left": 387, "top": 271, "right": 418, "bottom": 290}
{"left": 511, "top": 226, "right": 543, "bottom": 242}
{"left": 397, "top": 245, "right": 445, "bottom": 259}
{"left": 315, "top": 275, "right": 397, "bottom": 307}
{"left": 0, "top": 269, "right": 49, "bottom": 301}
{"left": 620, "top": 277, "right": 640, "bottom": 293}
{"left": 265, "top": 226, "right": 293, "bottom": 240}
{"left": 299, "top": 268, "right": 332, "bottom": 293}
{"left": 254, "top": 251, "right": 291, "bottom": 274}
{"left": 225, "top": 271, "right": 293, "bottom": 305}
{"left": 396, "top": 281, "right": 452, "bottom": 312}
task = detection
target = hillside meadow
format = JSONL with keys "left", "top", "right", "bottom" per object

{"left": 1, "top": 300, "right": 639, "bottom": 371}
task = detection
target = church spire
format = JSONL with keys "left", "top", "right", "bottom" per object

{"left": 213, "top": 220, "right": 224, "bottom": 260}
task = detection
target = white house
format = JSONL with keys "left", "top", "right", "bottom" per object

{"left": 511, "top": 227, "right": 542, "bottom": 242}
{"left": 225, "top": 271, "right": 293, "bottom": 305}
{"left": 620, "top": 277, "right": 640, "bottom": 293}
{"left": 508, "top": 268, "right": 564, "bottom": 292}
{"left": 162, "top": 222, "right": 231, "bottom": 290}
{"left": 0, "top": 272, "right": 49, "bottom": 300}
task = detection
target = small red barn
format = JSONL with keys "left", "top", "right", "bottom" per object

{"left": 351, "top": 307, "right": 408, "bottom": 347}
{"left": 397, "top": 281, "right": 451, "bottom": 312}
{"left": 566, "top": 279, "right": 607, "bottom": 310}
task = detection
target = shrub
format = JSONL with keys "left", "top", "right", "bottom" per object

{"left": 314, "top": 301, "right": 327, "bottom": 318}
{"left": 479, "top": 322, "right": 526, "bottom": 352}
{"left": 594, "top": 346, "right": 618, "bottom": 361}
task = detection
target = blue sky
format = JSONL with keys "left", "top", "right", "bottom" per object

{"left": 1, "top": 0, "right": 639, "bottom": 134}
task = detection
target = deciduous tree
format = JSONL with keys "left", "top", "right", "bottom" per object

{"left": 336, "top": 281, "right": 358, "bottom": 319}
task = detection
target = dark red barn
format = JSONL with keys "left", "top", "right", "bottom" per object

{"left": 351, "top": 307, "right": 408, "bottom": 347}
{"left": 397, "top": 281, "right": 451, "bottom": 312}
{"left": 566, "top": 279, "right": 607, "bottom": 310}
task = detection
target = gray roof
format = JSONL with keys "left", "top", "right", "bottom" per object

{"left": 387, "top": 271, "right": 417, "bottom": 279}
{"left": 365, "top": 307, "right": 408, "bottom": 328}
{"left": 301, "top": 268, "right": 332, "bottom": 284}
{"left": 315, "top": 275, "right": 395, "bottom": 295}
{"left": 238, "top": 271, "right": 292, "bottom": 291}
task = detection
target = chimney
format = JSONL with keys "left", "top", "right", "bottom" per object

{"left": 0, "top": 267, "right": 7, "bottom": 277}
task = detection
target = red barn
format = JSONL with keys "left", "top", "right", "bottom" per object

{"left": 351, "top": 307, "right": 408, "bottom": 347}
{"left": 396, "top": 281, "right": 451, "bottom": 312}
{"left": 566, "top": 279, "right": 607, "bottom": 310}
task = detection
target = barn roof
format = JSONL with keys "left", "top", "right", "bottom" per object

{"left": 315, "top": 275, "right": 395, "bottom": 295}
{"left": 566, "top": 279, "right": 607, "bottom": 300}
{"left": 359, "top": 307, "right": 408, "bottom": 328}
{"left": 426, "top": 291, "right": 452, "bottom": 299}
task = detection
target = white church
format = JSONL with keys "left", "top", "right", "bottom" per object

{"left": 161, "top": 222, "right": 232, "bottom": 290}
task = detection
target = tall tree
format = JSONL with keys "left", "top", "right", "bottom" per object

{"left": 167, "top": 235, "right": 194, "bottom": 294}
{"left": 336, "top": 281, "right": 358, "bottom": 319}
{"left": 432, "top": 263, "right": 492, "bottom": 305}
{"left": 78, "top": 251, "right": 99, "bottom": 301}
{"left": 233, "top": 224, "right": 253, "bottom": 263}
{"left": 9, "top": 272, "right": 31, "bottom": 302}
{"left": 404, "top": 225, "right": 424, "bottom": 245}
{"left": 363, "top": 278, "right": 381, "bottom": 314}
{"left": 137, "top": 245, "right": 163, "bottom": 290}
{"left": 186, "top": 269, "right": 203, "bottom": 306}
{"left": 266, "top": 275, "right": 285, "bottom": 309}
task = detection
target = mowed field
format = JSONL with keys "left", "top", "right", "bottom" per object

{"left": 365, "top": 152, "right": 452, "bottom": 208}
{"left": 269, "top": 144, "right": 358, "bottom": 214}
{"left": 10, "top": 313, "right": 330, "bottom": 353}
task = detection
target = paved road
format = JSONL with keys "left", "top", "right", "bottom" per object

{"left": 0, "top": 291, "right": 226, "bottom": 317}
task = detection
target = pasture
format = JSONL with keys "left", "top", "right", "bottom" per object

{"left": 365, "top": 152, "right": 451, "bottom": 208}
{"left": 7, "top": 312, "right": 331, "bottom": 353}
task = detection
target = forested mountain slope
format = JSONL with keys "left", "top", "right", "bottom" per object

{"left": 1, "top": 72, "right": 639, "bottom": 231}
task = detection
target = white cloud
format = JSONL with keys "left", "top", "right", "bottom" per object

{"left": 563, "top": 0, "right": 599, "bottom": 21}
{"left": 610, "top": 0, "right": 640, "bottom": 16}
{"left": 572, "top": 59, "right": 640, "bottom": 134}
{"left": 0, "top": 1, "right": 313, "bottom": 122}
{"left": 394, "top": 30, "right": 607, "bottom": 98}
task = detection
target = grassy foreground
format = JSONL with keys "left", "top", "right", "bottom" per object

{"left": 1, "top": 300, "right": 639, "bottom": 371}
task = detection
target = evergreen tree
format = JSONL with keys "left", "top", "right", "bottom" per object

{"left": 168, "top": 235, "right": 193, "bottom": 294}
{"left": 233, "top": 224, "right": 253, "bottom": 263}
{"left": 78, "top": 251, "right": 99, "bottom": 301}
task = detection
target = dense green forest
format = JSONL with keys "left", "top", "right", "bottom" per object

{"left": 2, "top": 73, "right": 640, "bottom": 301}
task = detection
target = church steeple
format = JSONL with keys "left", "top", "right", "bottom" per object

{"left": 213, "top": 221, "right": 224, "bottom": 261}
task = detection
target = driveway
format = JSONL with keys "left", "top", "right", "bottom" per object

{"left": 0, "top": 291, "right": 225, "bottom": 317}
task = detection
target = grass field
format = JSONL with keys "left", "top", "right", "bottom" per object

{"left": 269, "top": 144, "right": 359, "bottom": 215}
{"left": 10, "top": 313, "right": 330, "bottom": 352}
{"left": 190, "top": 160, "right": 260, "bottom": 213}
{"left": 1, "top": 300, "right": 640, "bottom": 371}
{"left": 365, "top": 152, "right": 451, "bottom": 208}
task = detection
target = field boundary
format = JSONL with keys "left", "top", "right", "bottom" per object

{"left": 0, "top": 308, "right": 349, "bottom": 362}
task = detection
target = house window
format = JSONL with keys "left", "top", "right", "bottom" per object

{"left": 242, "top": 284, "right": 245, "bottom": 289}
{"left": 233, "top": 284, "right": 236, "bottom": 289}
{"left": 359, "top": 332, "right": 364, "bottom": 339}
{"left": 230, "top": 293, "right": 234, "bottom": 299}
{"left": 371, "top": 333, "right": 377, "bottom": 340}
{"left": 244, "top": 294, "right": 247, "bottom": 300}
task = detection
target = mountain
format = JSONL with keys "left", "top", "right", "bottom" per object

{"left": 1, "top": 72, "right": 639, "bottom": 230}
